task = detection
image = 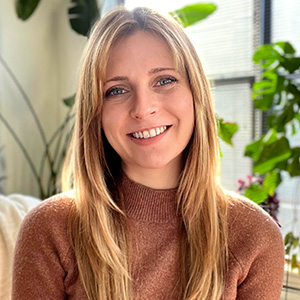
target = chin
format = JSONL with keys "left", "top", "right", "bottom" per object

{"left": 135, "top": 154, "right": 181, "bottom": 171}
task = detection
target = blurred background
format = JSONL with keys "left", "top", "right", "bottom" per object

{"left": 0, "top": 0, "right": 299, "bottom": 298}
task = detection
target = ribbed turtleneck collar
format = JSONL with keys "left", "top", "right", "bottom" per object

{"left": 119, "top": 172, "right": 180, "bottom": 223}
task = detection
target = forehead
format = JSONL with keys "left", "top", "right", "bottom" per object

{"left": 105, "top": 31, "right": 177, "bottom": 79}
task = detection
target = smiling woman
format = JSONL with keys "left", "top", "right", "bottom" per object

{"left": 102, "top": 31, "right": 194, "bottom": 189}
{"left": 11, "top": 6, "right": 285, "bottom": 300}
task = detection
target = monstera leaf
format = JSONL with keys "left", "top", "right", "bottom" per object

{"left": 170, "top": 3, "right": 217, "bottom": 28}
{"left": 16, "top": 0, "right": 100, "bottom": 37}
{"left": 15, "top": 0, "right": 41, "bottom": 20}
{"left": 68, "top": 0, "right": 100, "bottom": 36}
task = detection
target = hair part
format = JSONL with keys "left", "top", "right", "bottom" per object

{"left": 63, "top": 6, "right": 228, "bottom": 300}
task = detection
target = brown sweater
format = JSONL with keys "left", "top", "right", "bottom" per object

{"left": 12, "top": 174, "right": 285, "bottom": 299}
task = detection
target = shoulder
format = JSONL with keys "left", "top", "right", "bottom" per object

{"left": 16, "top": 192, "right": 75, "bottom": 252}
{"left": 21, "top": 191, "right": 74, "bottom": 227}
{"left": 225, "top": 191, "right": 284, "bottom": 269}
{"left": 226, "top": 191, "right": 280, "bottom": 237}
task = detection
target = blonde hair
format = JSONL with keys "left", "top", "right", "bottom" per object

{"left": 63, "top": 6, "right": 228, "bottom": 300}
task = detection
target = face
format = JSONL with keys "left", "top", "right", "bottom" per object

{"left": 101, "top": 31, "right": 194, "bottom": 178}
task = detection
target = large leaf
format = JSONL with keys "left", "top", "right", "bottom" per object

{"left": 170, "top": 3, "right": 217, "bottom": 28}
{"left": 287, "top": 83, "right": 300, "bottom": 103}
{"left": 263, "top": 170, "right": 281, "bottom": 196}
{"left": 253, "top": 71, "right": 278, "bottom": 103}
{"left": 68, "top": 0, "right": 100, "bottom": 36}
{"left": 281, "top": 57, "right": 300, "bottom": 73}
{"left": 287, "top": 148, "right": 300, "bottom": 177}
{"left": 16, "top": 0, "right": 41, "bottom": 20}
{"left": 269, "top": 103, "right": 295, "bottom": 132}
{"left": 245, "top": 129, "right": 277, "bottom": 161}
{"left": 253, "top": 44, "right": 282, "bottom": 69}
{"left": 245, "top": 137, "right": 264, "bottom": 161}
{"left": 254, "top": 137, "right": 292, "bottom": 173}
{"left": 275, "top": 42, "right": 296, "bottom": 55}
{"left": 253, "top": 94, "right": 274, "bottom": 111}
{"left": 244, "top": 184, "right": 269, "bottom": 204}
{"left": 217, "top": 118, "right": 238, "bottom": 145}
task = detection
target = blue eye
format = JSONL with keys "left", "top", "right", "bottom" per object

{"left": 105, "top": 87, "right": 126, "bottom": 98}
{"left": 156, "top": 77, "right": 177, "bottom": 87}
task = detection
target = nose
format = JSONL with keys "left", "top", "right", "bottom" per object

{"left": 129, "top": 89, "right": 158, "bottom": 120}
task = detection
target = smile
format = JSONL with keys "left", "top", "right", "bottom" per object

{"left": 130, "top": 126, "right": 169, "bottom": 139}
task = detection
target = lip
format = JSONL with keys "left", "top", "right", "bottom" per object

{"left": 127, "top": 125, "right": 171, "bottom": 145}
{"left": 128, "top": 125, "right": 170, "bottom": 136}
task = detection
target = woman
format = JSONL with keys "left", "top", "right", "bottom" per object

{"left": 12, "top": 6, "right": 285, "bottom": 300}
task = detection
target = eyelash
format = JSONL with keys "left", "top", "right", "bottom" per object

{"left": 156, "top": 76, "right": 178, "bottom": 86}
{"left": 104, "top": 87, "right": 127, "bottom": 98}
{"left": 104, "top": 76, "right": 178, "bottom": 98}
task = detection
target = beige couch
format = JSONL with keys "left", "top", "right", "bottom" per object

{"left": 0, "top": 194, "right": 40, "bottom": 300}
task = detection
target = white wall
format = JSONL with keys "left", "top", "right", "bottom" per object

{"left": 186, "top": 0, "right": 254, "bottom": 79}
{"left": 0, "top": 0, "right": 86, "bottom": 197}
{"left": 271, "top": 0, "right": 300, "bottom": 236}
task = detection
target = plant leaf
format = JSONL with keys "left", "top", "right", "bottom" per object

{"left": 170, "top": 3, "right": 217, "bottom": 28}
{"left": 217, "top": 118, "right": 238, "bottom": 145}
{"left": 281, "top": 57, "right": 300, "bottom": 73}
{"left": 287, "top": 149, "right": 300, "bottom": 177}
{"left": 253, "top": 71, "right": 278, "bottom": 104}
{"left": 253, "top": 44, "right": 282, "bottom": 69}
{"left": 285, "top": 232, "right": 293, "bottom": 246}
{"left": 291, "top": 254, "right": 299, "bottom": 270}
{"left": 16, "top": 0, "right": 41, "bottom": 20}
{"left": 262, "top": 170, "right": 281, "bottom": 196}
{"left": 244, "top": 184, "right": 269, "bottom": 204}
{"left": 292, "top": 237, "right": 299, "bottom": 249}
{"left": 253, "top": 137, "right": 292, "bottom": 173}
{"left": 63, "top": 94, "right": 76, "bottom": 107}
{"left": 275, "top": 42, "right": 296, "bottom": 55}
{"left": 253, "top": 94, "right": 274, "bottom": 111}
{"left": 270, "top": 103, "right": 295, "bottom": 132}
{"left": 245, "top": 129, "right": 277, "bottom": 161}
{"left": 245, "top": 137, "right": 264, "bottom": 160}
{"left": 68, "top": 0, "right": 100, "bottom": 36}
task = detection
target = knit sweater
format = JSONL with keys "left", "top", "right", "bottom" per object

{"left": 12, "top": 174, "right": 285, "bottom": 299}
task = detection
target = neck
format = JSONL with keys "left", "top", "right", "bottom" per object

{"left": 121, "top": 161, "right": 182, "bottom": 190}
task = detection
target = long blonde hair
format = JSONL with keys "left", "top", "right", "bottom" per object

{"left": 63, "top": 6, "right": 228, "bottom": 300}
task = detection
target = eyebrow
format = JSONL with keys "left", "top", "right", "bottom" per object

{"left": 105, "top": 67, "right": 176, "bottom": 84}
{"left": 105, "top": 76, "right": 128, "bottom": 84}
{"left": 148, "top": 67, "right": 176, "bottom": 75}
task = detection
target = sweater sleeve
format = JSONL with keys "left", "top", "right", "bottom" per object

{"left": 11, "top": 195, "right": 73, "bottom": 300}
{"left": 228, "top": 196, "right": 285, "bottom": 300}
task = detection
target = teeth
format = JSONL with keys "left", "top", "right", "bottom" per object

{"left": 132, "top": 126, "right": 168, "bottom": 139}
{"left": 149, "top": 129, "right": 156, "bottom": 137}
{"left": 143, "top": 131, "right": 150, "bottom": 138}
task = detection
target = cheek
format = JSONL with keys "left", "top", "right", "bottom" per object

{"left": 101, "top": 105, "right": 116, "bottom": 144}
{"left": 101, "top": 104, "right": 117, "bottom": 131}
{"left": 179, "top": 93, "right": 194, "bottom": 123}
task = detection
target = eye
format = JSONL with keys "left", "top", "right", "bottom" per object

{"left": 156, "top": 76, "right": 178, "bottom": 87}
{"left": 104, "top": 87, "right": 127, "bottom": 98}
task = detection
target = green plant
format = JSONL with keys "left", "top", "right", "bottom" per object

{"left": 245, "top": 41, "right": 300, "bottom": 200}
{"left": 236, "top": 175, "right": 280, "bottom": 222}
{"left": 245, "top": 41, "right": 300, "bottom": 274}
{"left": 16, "top": 0, "right": 100, "bottom": 36}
